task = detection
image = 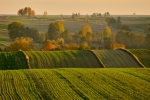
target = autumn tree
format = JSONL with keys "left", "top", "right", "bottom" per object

{"left": 81, "top": 25, "right": 93, "bottom": 43}
{"left": 105, "top": 39, "right": 125, "bottom": 49}
{"left": 72, "top": 32, "right": 82, "bottom": 43}
{"left": 29, "top": 10, "right": 35, "bottom": 17}
{"left": 103, "top": 26, "right": 111, "bottom": 37}
{"left": 116, "top": 30, "right": 146, "bottom": 48}
{"left": 17, "top": 7, "right": 35, "bottom": 17}
{"left": 9, "top": 37, "right": 33, "bottom": 51}
{"left": 60, "top": 30, "right": 72, "bottom": 43}
{"left": 48, "top": 21, "right": 65, "bottom": 40}
{"left": 18, "top": 9, "right": 24, "bottom": 16}
{"left": 93, "top": 30, "right": 103, "bottom": 43}
{"left": 67, "top": 43, "right": 78, "bottom": 50}
{"left": 81, "top": 25, "right": 92, "bottom": 37}
{"left": 8, "top": 22, "right": 40, "bottom": 42}
{"left": 103, "top": 26, "right": 112, "bottom": 45}
{"left": 44, "top": 44, "right": 56, "bottom": 51}
{"left": 86, "top": 32, "right": 93, "bottom": 43}
{"left": 56, "top": 38, "right": 65, "bottom": 45}
{"left": 43, "top": 38, "right": 64, "bottom": 50}
{"left": 79, "top": 42, "right": 89, "bottom": 50}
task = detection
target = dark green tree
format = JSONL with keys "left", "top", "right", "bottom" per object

{"left": 26, "top": 28, "right": 39, "bottom": 42}
{"left": 8, "top": 22, "right": 25, "bottom": 39}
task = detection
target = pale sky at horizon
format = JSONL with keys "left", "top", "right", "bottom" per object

{"left": 0, "top": 0, "right": 150, "bottom": 15}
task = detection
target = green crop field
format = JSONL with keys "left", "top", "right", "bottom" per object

{"left": 0, "top": 50, "right": 150, "bottom": 99}
{"left": 92, "top": 50, "right": 142, "bottom": 68}
{"left": 0, "top": 52, "right": 27, "bottom": 69}
{"left": 130, "top": 49, "right": 150, "bottom": 68}
{"left": 0, "top": 50, "right": 148, "bottom": 70}
{"left": 0, "top": 68, "right": 150, "bottom": 100}
{"left": 24, "top": 50, "right": 103, "bottom": 69}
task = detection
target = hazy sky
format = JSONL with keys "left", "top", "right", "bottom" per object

{"left": 0, "top": 0, "right": 150, "bottom": 15}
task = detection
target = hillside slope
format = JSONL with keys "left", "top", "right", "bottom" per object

{"left": 0, "top": 52, "right": 27, "bottom": 69}
{"left": 92, "top": 50, "right": 142, "bottom": 68}
{"left": 0, "top": 68, "right": 150, "bottom": 100}
{"left": 24, "top": 50, "right": 103, "bottom": 68}
{"left": 130, "top": 49, "right": 150, "bottom": 68}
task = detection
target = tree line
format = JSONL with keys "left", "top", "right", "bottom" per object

{"left": 8, "top": 22, "right": 39, "bottom": 42}
{"left": 18, "top": 7, "right": 35, "bottom": 17}
{"left": 2, "top": 20, "right": 150, "bottom": 52}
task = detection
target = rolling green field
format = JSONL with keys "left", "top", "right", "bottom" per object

{"left": 130, "top": 49, "right": 150, "bottom": 68}
{"left": 0, "top": 68, "right": 150, "bottom": 100}
{"left": 24, "top": 50, "right": 103, "bottom": 69}
{"left": 0, "top": 50, "right": 150, "bottom": 99}
{"left": 0, "top": 52, "right": 27, "bottom": 69}
{"left": 91, "top": 50, "right": 142, "bottom": 68}
{"left": 0, "top": 50, "right": 148, "bottom": 69}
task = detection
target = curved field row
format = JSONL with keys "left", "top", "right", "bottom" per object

{"left": 0, "top": 68, "right": 150, "bottom": 99}
{"left": 130, "top": 49, "right": 150, "bottom": 68}
{"left": 24, "top": 50, "right": 103, "bottom": 68}
{"left": 92, "top": 50, "right": 142, "bottom": 68}
{"left": 0, "top": 52, "right": 27, "bottom": 69}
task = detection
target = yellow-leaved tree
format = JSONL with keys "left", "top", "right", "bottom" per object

{"left": 81, "top": 25, "right": 92, "bottom": 37}
{"left": 48, "top": 21, "right": 65, "bottom": 40}
{"left": 9, "top": 37, "right": 33, "bottom": 51}
{"left": 103, "top": 26, "right": 111, "bottom": 37}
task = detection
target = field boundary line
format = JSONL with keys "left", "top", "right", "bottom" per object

{"left": 21, "top": 51, "right": 31, "bottom": 69}
{"left": 116, "top": 49, "right": 146, "bottom": 68}
{"left": 90, "top": 50, "right": 106, "bottom": 68}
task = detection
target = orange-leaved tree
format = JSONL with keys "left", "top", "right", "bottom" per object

{"left": 44, "top": 43, "right": 56, "bottom": 51}
{"left": 9, "top": 37, "right": 33, "bottom": 51}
